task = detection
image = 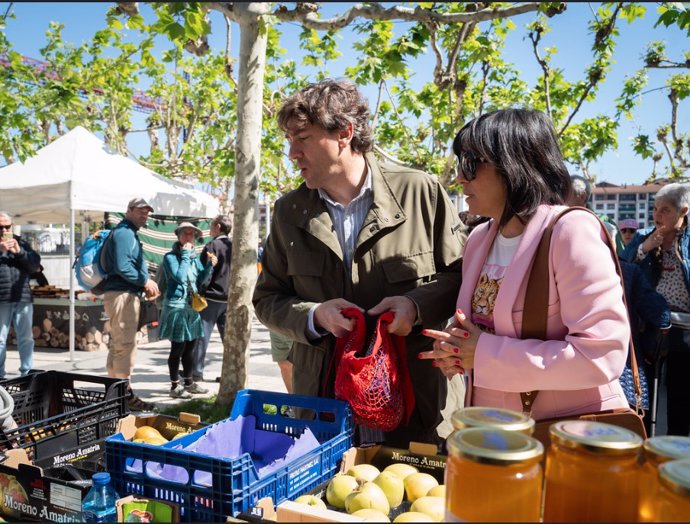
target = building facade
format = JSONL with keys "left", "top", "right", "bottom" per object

{"left": 590, "top": 182, "right": 667, "bottom": 229}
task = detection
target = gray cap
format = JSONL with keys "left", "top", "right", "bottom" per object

{"left": 175, "top": 221, "right": 203, "bottom": 239}
{"left": 127, "top": 197, "right": 154, "bottom": 212}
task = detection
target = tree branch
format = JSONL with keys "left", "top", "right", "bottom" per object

{"left": 529, "top": 25, "right": 552, "bottom": 116}
{"left": 272, "top": 2, "right": 542, "bottom": 29}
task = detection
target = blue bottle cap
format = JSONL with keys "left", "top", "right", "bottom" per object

{"left": 92, "top": 472, "right": 111, "bottom": 485}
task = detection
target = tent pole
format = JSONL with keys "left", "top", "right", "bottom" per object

{"left": 69, "top": 207, "right": 75, "bottom": 363}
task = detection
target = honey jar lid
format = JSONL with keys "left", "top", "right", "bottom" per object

{"left": 659, "top": 459, "right": 690, "bottom": 497}
{"left": 549, "top": 420, "right": 643, "bottom": 454}
{"left": 447, "top": 427, "right": 544, "bottom": 465}
{"left": 451, "top": 407, "right": 535, "bottom": 434}
{"left": 644, "top": 436, "right": 690, "bottom": 465}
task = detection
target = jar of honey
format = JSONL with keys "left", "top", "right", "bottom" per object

{"left": 650, "top": 459, "right": 690, "bottom": 521}
{"left": 639, "top": 436, "right": 690, "bottom": 521}
{"left": 542, "top": 420, "right": 643, "bottom": 522}
{"left": 446, "top": 427, "right": 543, "bottom": 522}
{"left": 451, "top": 407, "right": 535, "bottom": 435}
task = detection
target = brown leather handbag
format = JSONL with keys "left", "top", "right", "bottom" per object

{"left": 520, "top": 207, "right": 647, "bottom": 448}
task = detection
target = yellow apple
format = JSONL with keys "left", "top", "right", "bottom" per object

{"left": 426, "top": 484, "right": 445, "bottom": 498}
{"left": 403, "top": 473, "right": 438, "bottom": 502}
{"left": 294, "top": 494, "right": 327, "bottom": 509}
{"left": 351, "top": 508, "right": 391, "bottom": 522}
{"left": 383, "top": 463, "right": 419, "bottom": 480}
{"left": 373, "top": 471, "right": 405, "bottom": 508}
{"left": 393, "top": 511, "right": 435, "bottom": 522}
{"left": 344, "top": 482, "right": 390, "bottom": 515}
{"left": 326, "top": 474, "right": 359, "bottom": 509}
{"left": 410, "top": 496, "right": 445, "bottom": 522}
{"left": 347, "top": 464, "right": 381, "bottom": 483}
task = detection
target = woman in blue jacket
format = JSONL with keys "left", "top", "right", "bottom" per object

{"left": 621, "top": 183, "right": 690, "bottom": 436}
{"left": 159, "top": 222, "right": 215, "bottom": 398}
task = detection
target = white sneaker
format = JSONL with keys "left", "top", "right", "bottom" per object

{"left": 185, "top": 382, "right": 208, "bottom": 395}
{"left": 170, "top": 384, "right": 193, "bottom": 399}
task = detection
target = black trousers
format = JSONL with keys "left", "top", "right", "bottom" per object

{"left": 169, "top": 339, "right": 197, "bottom": 383}
{"left": 665, "top": 327, "right": 690, "bottom": 436}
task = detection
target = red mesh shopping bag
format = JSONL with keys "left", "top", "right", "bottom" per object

{"left": 328, "top": 307, "right": 415, "bottom": 432}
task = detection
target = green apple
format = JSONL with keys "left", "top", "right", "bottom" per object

{"left": 326, "top": 474, "right": 359, "bottom": 509}
{"left": 344, "top": 481, "right": 390, "bottom": 515}
{"left": 351, "top": 508, "right": 391, "bottom": 522}
{"left": 347, "top": 463, "right": 381, "bottom": 483}
{"left": 393, "top": 512, "right": 435, "bottom": 523}
{"left": 372, "top": 471, "right": 405, "bottom": 508}
{"left": 383, "top": 463, "right": 419, "bottom": 480}
{"left": 403, "top": 473, "right": 439, "bottom": 502}
{"left": 294, "top": 494, "right": 327, "bottom": 510}
{"left": 426, "top": 485, "right": 445, "bottom": 498}
{"left": 410, "top": 496, "right": 445, "bottom": 522}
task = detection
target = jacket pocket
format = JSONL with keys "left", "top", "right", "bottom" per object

{"left": 381, "top": 251, "right": 436, "bottom": 284}
{"left": 287, "top": 250, "right": 324, "bottom": 277}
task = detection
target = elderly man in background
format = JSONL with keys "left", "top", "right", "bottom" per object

{"left": 0, "top": 212, "right": 41, "bottom": 378}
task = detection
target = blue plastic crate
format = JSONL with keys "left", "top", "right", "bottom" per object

{"left": 105, "top": 389, "right": 353, "bottom": 522}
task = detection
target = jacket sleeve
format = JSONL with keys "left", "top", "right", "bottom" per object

{"left": 629, "top": 263, "right": 671, "bottom": 328}
{"left": 110, "top": 228, "right": 148, "bottom": 286}
{"left": 473, "top": 211, "right": 631, "bottom": 392}
{"left": 15, "top": 238, "right": 41, "bottom": 274}
{"left": 404, "top": 180, "right": 465, "bottom": 327}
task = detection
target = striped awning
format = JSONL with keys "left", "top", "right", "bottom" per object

{"left": 106, "top": 213, "right": 213, "bottom": 274}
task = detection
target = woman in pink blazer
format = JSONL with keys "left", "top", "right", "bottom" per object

{"left": 422, "top": 109, "right": 630, "bottom": 419}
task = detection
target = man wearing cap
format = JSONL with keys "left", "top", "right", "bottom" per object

{"left": 101, "top": 198, "right": 160, "bottom": 411}
{"left": 618, "top": 218, "right": 639, "bottom": 247}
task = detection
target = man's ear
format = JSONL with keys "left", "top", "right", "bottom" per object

{"left": 338, "top": 123, "right": 353, "bottom": 148}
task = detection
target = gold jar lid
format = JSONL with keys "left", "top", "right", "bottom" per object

{"left": 447, "top": 427, "right": 543, "bottom": 466}
{"left": 644, "top": 436, "right": 690, "bottom": 466}
{"left": 549, "top": 420, "right": 643, "bottom": 455}
{"left": 659, "top": 459, "right": 690, "bottom": 498}
{"left": 451, "top": 407, "right": 535, "bottom": 435}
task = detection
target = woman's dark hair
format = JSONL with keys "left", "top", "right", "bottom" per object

{"left": 453, "top": 109, "right": 571, "bottom": 228}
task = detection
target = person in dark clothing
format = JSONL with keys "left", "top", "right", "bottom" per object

{"left": 193, "top": 214, "right": 232, "bottom": 382}
{"left": 29, "top": 264, "right": 49, "bottom": 287}
{"left": 619, "top": 258, "right": 670, "bottom": 435}
{"left": 0, "top": 212, "right": 41, "bottom": 378}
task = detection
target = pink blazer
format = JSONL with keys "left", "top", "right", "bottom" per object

{"left": 459, "top": 204, "right": 630, "bottom": 419}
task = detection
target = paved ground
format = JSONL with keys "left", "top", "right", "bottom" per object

{"left": 4, "top": 316, "right": 286, "bottom": 410}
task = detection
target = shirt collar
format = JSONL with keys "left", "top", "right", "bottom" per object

{"left": 318, "top": 162, "right": 372, "bottom": 207}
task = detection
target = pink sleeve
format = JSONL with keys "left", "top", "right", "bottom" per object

{"left": 473, "top": 211, "right": 630, "bottom": 393}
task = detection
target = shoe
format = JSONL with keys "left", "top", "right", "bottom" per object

{"left": 185, "top": 382, "right": 208, "bottom": 395}
{"left": 170, "top": 385, "right": 193, "bottom": 399}
{"left": 128, "top": 394, "right": 156, "bottom": 411}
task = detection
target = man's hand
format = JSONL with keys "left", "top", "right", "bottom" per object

{"left": 367, "top": 296, "right": 418, "bottom": 335}
{"left": 207, "top": 252, "right": 218, "bottom": 266}
{"left": 144, "top": 279, "right": 160, "bottom": 299}
{"left": 314, "top": 299, "right": 362, "bottom": 338}
{"left": 0, "top": 238, "right": 19, "bottom": 254}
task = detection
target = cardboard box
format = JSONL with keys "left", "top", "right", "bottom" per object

{"left": 116, "top": 495, "right": 180, "bottom": 523}
{"left": 115, "top": 411, "right": 207, "bottom": 441}
{"left": 0, "top": 448, "right": 90, "bottom": 522}
{"left": 340, "top": 442, "right": 447, "bottom": 483}
{"left": 276, "top": 501, "right": 364, "bottom": 523}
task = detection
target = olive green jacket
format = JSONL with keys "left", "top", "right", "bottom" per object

{"left": 253, "top": 153, "right": 466, "bottom": 433}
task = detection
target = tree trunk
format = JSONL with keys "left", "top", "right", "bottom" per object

{"left": 217, "top": 2, "right": 268, "bottom": 407}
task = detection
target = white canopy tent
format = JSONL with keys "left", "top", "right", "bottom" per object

{"left": 0, "top": 126, "right": 221, "bottom": 361}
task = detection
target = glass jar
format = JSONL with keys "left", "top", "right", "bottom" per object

{"left": 446, "top": 427, "right": 543, "bottom": 522}
{"left": 650, "top": 459, "right": 690, "bottom": 521}
{"left": 639, "top": 436, "right": 690, "bottom": 522}
{"left": 451, "top": 407, "right": 535, "bottom": 435}
{"left": 542, "top": 420, "right": 643, "bottom": 522}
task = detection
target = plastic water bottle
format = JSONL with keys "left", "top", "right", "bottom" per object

{"left": 82, "top": 472, "right": 120, "bottom": 523}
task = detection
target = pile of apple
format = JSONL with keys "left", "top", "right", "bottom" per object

{"left": 294, "top": 463, "right": 445, "bottom": 522}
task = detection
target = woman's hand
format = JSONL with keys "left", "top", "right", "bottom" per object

{"left": 207, "top": 252, "right": 218, "bottom": 266}
{"left": 420, "top": 309, "right": 481, "bottom": 378}
{"left": 642, "top": 225, "right": 666, "bottom": 254}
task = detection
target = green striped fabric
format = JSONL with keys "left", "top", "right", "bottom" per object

{"left": 106, "top": 213, "right": 213, "bottom": 274}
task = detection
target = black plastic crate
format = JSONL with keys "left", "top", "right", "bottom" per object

{"left": 0, "top": 371, "right": 129, "bottom": 463}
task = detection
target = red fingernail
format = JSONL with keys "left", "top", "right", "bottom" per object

{"left": 417, "top": 353, "right": 424, "bottom": 359}
{"left": 421, "top": 329, "right": 428, "bottom": 335}
{"left": 463, "top": 332, "right": 470, "bottom": 339}
{"left": 431, "top": 361, "right": 438, "bottom": 367}
{"left": 454, "top": 348, "right": 460, "bottom": 354}
{"left": 456, "top": 359, "right": 462, "bottom": 366}
{"left": 457, "top": 308, "right": 464, "bottom": 316}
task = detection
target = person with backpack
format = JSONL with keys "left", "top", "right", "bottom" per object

{"left": 159, "top": 222, "right": 215, "bottom": 398}
{"left": 101, "top": 198, "right": 160, "bottom": 411}
{"left": 193, "top": 214, "right": 232, "bottom": 383}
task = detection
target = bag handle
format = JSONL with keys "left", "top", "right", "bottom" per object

{"left": 519, "top": 207, "right": 644, "bottom": 415}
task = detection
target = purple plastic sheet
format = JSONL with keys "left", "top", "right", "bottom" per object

{"left": 138, "top": 415, "right": 320, "bottom": 486}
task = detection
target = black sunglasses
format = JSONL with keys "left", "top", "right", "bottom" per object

{"left": 0, "top": 224, "right": 12, "bottom": 231}
{"left": 621, "top": 228, "right": 637, "bottom": 234}
{"left": 457, "top": 151, "right": 489, "bottom": 181}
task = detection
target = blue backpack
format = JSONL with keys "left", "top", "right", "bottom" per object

{"left": 74, "top": 230, "right": 112, "bottom": 290}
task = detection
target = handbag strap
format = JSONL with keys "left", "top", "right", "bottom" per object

{"left": 519, "top": 207, "right": 643, "bottom": 414}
